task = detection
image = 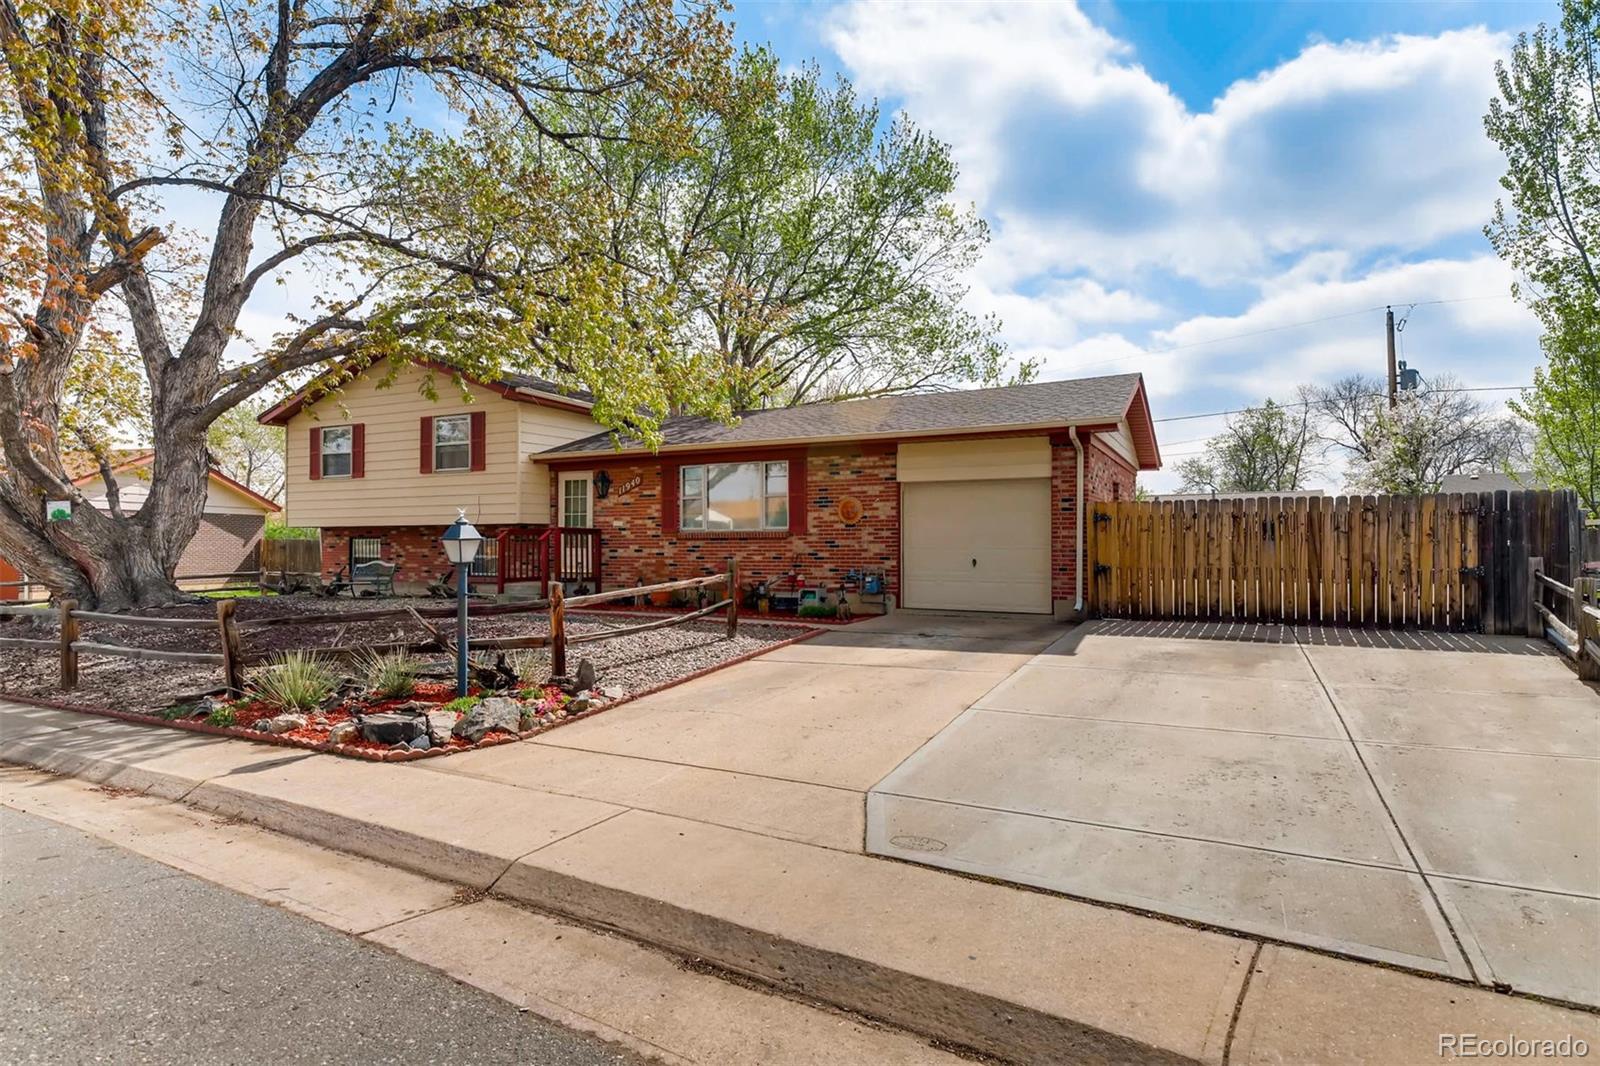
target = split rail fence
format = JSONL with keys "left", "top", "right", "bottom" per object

{"left": 0, "top": 562, "right": 740, "bottom": 698}
{"left": 1090, "top": 489, "right": 1586, "bottom": 632}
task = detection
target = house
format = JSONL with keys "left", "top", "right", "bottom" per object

{"left": 1439, "top": 471, "right": 1534, "bottom": 494}
{"left": 0, "top": 450, "right": 281, "bottom": 600}
{"left": 263, "top": 363, "right": 1161, "bottom": 616}
{"left": 1155, "top": 489, "right": 1326, "bottom": 501}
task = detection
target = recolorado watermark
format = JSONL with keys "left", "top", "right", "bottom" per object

{"left": 1440, "top": 1034, "right": 1590, "bottom": 1058}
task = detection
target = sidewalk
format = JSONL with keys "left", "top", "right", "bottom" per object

{"left": 3, "top": 698, "right": 1595, "bottom": 1064}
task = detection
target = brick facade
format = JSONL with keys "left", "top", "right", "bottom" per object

{"left": 321, "top": 433, "right": 1139, "bottom": 607}
{"left": 1050, "top": 437, "right": 1138, "bottom": 605}
{"left": 574, "top": 445, "right": 901, "bottom": 597}
{"left": 175, "top": 512, "right": 265, "bottom": 579}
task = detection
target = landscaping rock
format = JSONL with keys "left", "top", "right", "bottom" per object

{"left": 567, "top": 697, "right": 591, "bottom": 714}
{"left": 359, "top": 712, "right": 425, "bottom": 745}
{"left": 574, "top": 659, "right": 596, "bottom": 692}
{"left": 409, "top": 734, "right": 431, "bottom": 751}
{"left": 451, "top": 697, "right": 522, "bottom": 743}
{"left": 261, "top": 713, "right": 308, "bottom": 735}
{"left": 425, "top": 710, "right": 458, "bottom": 745}
{"left": 598, "top": 684, "right": 626, "bottom": 700}
{"left": 328, "top": 721, "right": 359, "bottom": 746}
{"left": 187, "top": 696, "right": 221, "bottom": 719}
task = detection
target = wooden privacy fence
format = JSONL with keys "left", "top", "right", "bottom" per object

{"left": 0, "top": 562, "right": 740, "bottom": 697}
{"left": 261, "top": 537, "right": 321, "bottom": 579}
{"left": 1090, "top": 489, "right": 1585, "bottom": 632}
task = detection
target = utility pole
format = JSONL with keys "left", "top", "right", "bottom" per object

{"left": 1385, "top": 306, "right": 1398, "bottom": 408}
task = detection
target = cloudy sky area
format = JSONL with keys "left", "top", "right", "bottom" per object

{"left": 734, "top": 0, "right": 1552, "bottom": 490}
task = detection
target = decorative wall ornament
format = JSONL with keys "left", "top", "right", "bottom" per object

{"left": 593, "top": 470, "right": 612, "bottom": 499}
{"left": 836, "top": 496, "right": 864, "bottom": 525}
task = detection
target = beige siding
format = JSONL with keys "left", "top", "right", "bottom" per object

{"left": 897, "top": 437, "right": 1051, "bottom": 483}
{"left": 282, "top": 364, "right": 600, "bottom": 528}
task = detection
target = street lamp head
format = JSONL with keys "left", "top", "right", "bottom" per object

{"left": 441, "top": 508, "right": 483, "bottom": 565}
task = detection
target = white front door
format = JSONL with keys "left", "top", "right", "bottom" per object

{"left": 556, "top": 473, "right": 593, "bottom": 580}
{"left": 558, "top": 473, "right": 592, "bottom": 528}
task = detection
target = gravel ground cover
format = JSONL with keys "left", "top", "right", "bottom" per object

{"left": 0, "top": 594, "right": 811, "bottom": 720}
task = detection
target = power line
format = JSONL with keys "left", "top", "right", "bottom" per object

{"left": 1152, "top": 385, "right": 1528, "bottom": 425}
{"left": 1063, "top": 294, "right": 1516, "bottom": 374}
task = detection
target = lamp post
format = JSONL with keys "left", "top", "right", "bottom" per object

{"left": 440, "top": 509, "right": 483, "bottom": 697}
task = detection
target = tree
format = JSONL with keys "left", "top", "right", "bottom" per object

{"left": 1305, "top": 375, "right": 1527, "bottom": 494}
{"left": 208, "top": 400, "right": 284, "bottom": 503}
{"left": 408, "top": 51, "right": 1025, "bottom": 410}
{"left": 1484, "top": 0, "right": 1600, "bottom": 515}
{"left": 0, "top": 0, "right": 731, "bottom": 608}
{"left": 1174, "top": 399, "right": 1317, "bottom": 494}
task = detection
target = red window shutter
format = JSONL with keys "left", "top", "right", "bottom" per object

{"left": 351, "top": 424, "right": 365, "bottom": 479}
{"left": 470, "top": 411, "right": 487, "bottom": 472}
{"left": 309, "top": 427, "right": 322, "bottom": 481}
{"left": 660, "top": 460, "right": 680, "bottom": 531}
{"left": 419, "top": 416, "right": 433, "bottom": 474}
{"left": 788, "top": 452, "right": 808, "bottom": 534}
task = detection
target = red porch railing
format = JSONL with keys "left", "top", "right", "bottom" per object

{"left": 492, "top": 525, "right": 601, "bottom": 594}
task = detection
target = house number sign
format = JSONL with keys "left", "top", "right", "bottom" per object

{"left": 614, "top": 475, "right": 642, "bottom": 496}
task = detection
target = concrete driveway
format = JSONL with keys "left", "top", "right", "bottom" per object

{"left": 868, "top": 620, "right": 1600, "bottom": 1007}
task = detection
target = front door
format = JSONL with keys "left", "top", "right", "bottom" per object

{"left": 557, "top": 473, "right": 593, "bottom": 582}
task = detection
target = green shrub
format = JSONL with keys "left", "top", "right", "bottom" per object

{"left": 353, "top": 650, "right": 421, "bottom": 699}
{"left": 797, "top": 603, "right": 838, "bottom": 619}
{"left": 252, "top": 652, "right": 339, "bottom": 713}
{"left": 159, "top": 704, "right": 191, "bottom": 721}
{"left": 205, "top": 706, "right": 236, "bottom": 728}
{"left": 441, "top": 694, "right": 481, "bottom": 715}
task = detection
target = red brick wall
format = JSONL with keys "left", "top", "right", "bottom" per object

{"left": 176, "top": 513, "right": 265, "bottom": 579}
{"left": 321, "top": 524, "right": 500, "bottom": 587}
{"left": 574, "top": 446, "right": 901, "bottom": 599}
{"left": 1050, "top": 437, "right": 1137, "bottom": 603}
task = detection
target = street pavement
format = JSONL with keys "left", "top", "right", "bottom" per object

{"left": 0, "top": 805, "right": 645, "bottom": 1066}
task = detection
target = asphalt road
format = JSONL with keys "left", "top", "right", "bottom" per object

{"left": 0, "top": 805, "right": 649, "bottom": 1065}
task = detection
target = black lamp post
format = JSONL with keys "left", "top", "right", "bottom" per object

{"left": 440, "top": 509, "right": 482, "bottom": 697}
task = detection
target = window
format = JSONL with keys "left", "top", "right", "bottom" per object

{"left": 350, "top": 537, "right": 383, "bottom": 569}
{"left": 320, "top": 426, "right": 353, "bottom": 478}
{"left": 561, "top": 476, "right": 591, "bottom": 528}
{"left": 680, "top": 461, "right": 788, "bottom": 531}
{"left": 433, "top": 414, "right": 471, "bottom": 472}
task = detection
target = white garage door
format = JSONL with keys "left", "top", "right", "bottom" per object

{"left": 902, "top": 478, "right": 1051, "bottom": 613}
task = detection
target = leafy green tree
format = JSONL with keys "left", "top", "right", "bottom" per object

{"left": 0, "top": 0, "right": 730, "bottom": 608}
{"left": 393, "top": 51, "right": 1024, "bottom": 412}
{"left": 1174, "top": 399, "right": 1317, "bottom": 494}
{"left": 207, "top": 399, "right": 284, "bottom": 504}
{"left": 1485, "top": 0, "right": 1600, "bottom": 514}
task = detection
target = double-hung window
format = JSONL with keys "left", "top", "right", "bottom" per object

{"left": 319, "top": 426, "right": 353, "bottom": 478}
{"left": 680, "top": 461, "right": 788, "bottom": 531}
{"left": 433, "top": 414, "right": 471, "bottom": 472}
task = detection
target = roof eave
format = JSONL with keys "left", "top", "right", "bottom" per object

{"left": 535, "top": 416, "right": 1134, "bottom": 462}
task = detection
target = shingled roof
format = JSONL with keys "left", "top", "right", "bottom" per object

{"left": 540, "top": 373, "right": 1161, "bottom": 469}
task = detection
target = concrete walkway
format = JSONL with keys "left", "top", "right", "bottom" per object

{"left": 2, "top": 610, "right": 1597, "bottom": 1063}
{"left": 869, "top": 620, "right": 1600, "bottom": 1008}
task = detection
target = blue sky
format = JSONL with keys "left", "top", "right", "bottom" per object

{"left": 730, "top": 1, "right": 1556, "bottom": 488}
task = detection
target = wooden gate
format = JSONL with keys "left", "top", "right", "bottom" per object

{"left": 1089, "top": 489, "right": 1584, "bottom": 632}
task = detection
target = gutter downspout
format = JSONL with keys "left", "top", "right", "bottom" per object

{"left": 1074, "top": 426, "right": 1087, "bottom": 616}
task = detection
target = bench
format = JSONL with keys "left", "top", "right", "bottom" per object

{"left": 349, "top": 560, "right": 396, "bottom": 597}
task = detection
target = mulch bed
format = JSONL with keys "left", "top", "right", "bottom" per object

{"left": 0, "top": 595, "right": 822, "bottom": 761}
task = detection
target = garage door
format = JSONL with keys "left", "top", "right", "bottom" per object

{"left": 902, "top": 478, "right": 1051, "bottom": 613}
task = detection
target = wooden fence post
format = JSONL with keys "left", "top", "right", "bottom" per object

{"left": 548, "top": 580, "right": 566, "bottom": 677}
{"left": 216, "top": 599, "right": 244, "bottom": 696}
{"left": 58, "top": 599, "right": 78, "bottom": 690}
{"left": 725, "top": 558, "right": 739, "bottom": 639}
{"left": 1526, "top": 556, "right": 1544, "bottom": 638}
{"left": 1576, "top": 576, "right": 1600, "bottom": 682}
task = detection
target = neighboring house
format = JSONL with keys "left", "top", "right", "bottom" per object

{"left": 263, "top": 363, "right": 1161, "bottom": 616}
{"left": 1155, "top": 490, "right": 1327, "bottom": 501}
{"left": 0, "top": 450, "right": 281, "bottom": 600}
{"left": 1439, "top": 471, "right": 1535, "bottom": 494}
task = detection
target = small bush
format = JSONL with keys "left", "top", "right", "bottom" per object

{"left": 252, "top": 652, "right": 338, "bottom": 713}
{"left": 797, "top": 603, "right": 838, "bottom": 619}
{"left": 441, "top": 694, "right": 481, "bottom": 716}
{"left": 159, "top": 703, "right": 192, "bottom": 721}
{"left": 503, "top": 649, "right": 545, "bottom": 684}
{"left": 354, "top": 650, "right": 422, "bottom": 699}
{"left": 205, "top": 706, "right": 236, "bottom": 728}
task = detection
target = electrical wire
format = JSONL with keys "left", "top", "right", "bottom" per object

{"left": 1062, "top": 294, "right": 1516, "bottom": 374}
{"left": 1152, "top": 385, "right": 1528, "bottom": 425}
